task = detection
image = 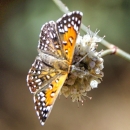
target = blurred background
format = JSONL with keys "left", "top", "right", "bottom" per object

{"left": 0, "top": 0, "right": 130, "bottom": 130}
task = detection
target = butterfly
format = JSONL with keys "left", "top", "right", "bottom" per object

{"left": 27, "top": 11, "right": 83, "bottom": 125}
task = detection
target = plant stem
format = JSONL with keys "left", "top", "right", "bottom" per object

{"left": 101, "top": 49, "right": 114, "bottom": 57}
{"left": 116, "top": 48, "right": 130, "bottom": 61}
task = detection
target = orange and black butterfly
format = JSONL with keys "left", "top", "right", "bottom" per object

{"left": 27, "top": 11, "right": 83, "bottom": 125}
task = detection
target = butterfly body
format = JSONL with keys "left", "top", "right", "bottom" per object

{"left": 38, "top": 51, "right": 69, "bottom": 72}
{"left": 27, "top": 11, "right": 83, "bottom": 125}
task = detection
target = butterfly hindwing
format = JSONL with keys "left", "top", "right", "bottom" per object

{"left": 34, "top": 74, "right": 68, "bottom": 125}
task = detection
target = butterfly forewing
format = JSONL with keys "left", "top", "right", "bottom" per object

{"left": 56, "top": 11, "right": 82, "bottom": 64}
{"left": 38, "top": 21, "right": 64, "bottom": 59}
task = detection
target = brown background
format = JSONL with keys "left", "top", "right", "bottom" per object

{"left": 0, "top": 0, "right": 130, "bottom": 130}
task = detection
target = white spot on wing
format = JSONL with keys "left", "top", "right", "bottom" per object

{"left": 78, "top": 20, "right": 81, "bottom": 24}
{"left": 38, "top": 82, "right": 42, "bottom": 86}
{"left": 35, "top": 79, "right": 41, "bottom": 83}
{"left": 69, "top": 37, "right": 73, "bottom": 44}
{"left": 71, "top": 21, "right": 74, "bottom": 25}
{"left": 44, "top": 48, "right": 47, "bottom": 51}
{"left": 64, "top": 25, "right": 68, "bottom": 32}
{"left": 60, "top": 23, "right": 63, "bottom": 27}
{"left": 68, "top": 23, "right": 71, "bottom": 27}
{"left": 33, "top": 96, "right": 36, "bottom": 103}
{"left": 46, "top": 40, "right": 49, "bottom": 44}
{"left": 40, "top": 92, "right": 44, "bottom": 97}
{"left": 36, "top": 111, "right": 39, "bottom": 116}
{"left": 49, "top": 84, "right": 53, "bottom": 89}
{"left": 63, "top": 41, "right": 67, "bottom": 44}
{"left": 51, "top": 93, "right": 55, "bottom": 97}
{"left": 46, "top": 75, "right": 50, "bottom": 79}
{"left": 41, "top": 121, "right": 45, "bottom": 126}
{"left": 55, "top": 79, "right": 59, "bottom": 83}
{"left": 55, "top": 45, "right": 59, "bottom": 49}
{"left": 64, "top": 20, "right": 66, "bottom": 23}
{"left": 47, "top": 106, "right": 51, "bottom": 111}
{"left": 41, "top": 97, "right": 45, "bottom": 102}
{"left": 75, "top": 17, "right": 78, "bottom": 21}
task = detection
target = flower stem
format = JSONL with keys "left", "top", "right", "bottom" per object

{"left": 101, "top": 49, "right": 114, "bottom": 57}
{"left": 101, "top": 45, "right": 130, "bottom": 61}
{"left": 53, "top": 0, "right": 130, "bottom": 61}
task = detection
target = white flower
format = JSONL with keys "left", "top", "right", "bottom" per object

{"left": 61, "top": 27, "right": 104, "bottom": 103}
{"left": 90, "top": 80, "right": 98, "bottom": 89}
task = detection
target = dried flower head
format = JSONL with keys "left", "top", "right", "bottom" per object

{"left": 60, "top": 27, "right": 104, "bottom": 103}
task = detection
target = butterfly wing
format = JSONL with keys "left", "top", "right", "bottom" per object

{"left": 56, "top": 11, "right": 83, "bottom": 64}
{"left": 27, "top": 56, "right": 60, "bottom": 93}
{"left": 38, "top": 21, "right": 64, "bottom": 59}
{"left": 34, "top": 74, "right": 67, "bottom": 125}
{"left": 27, "top": 56, "right": 68, "bottom": 125}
